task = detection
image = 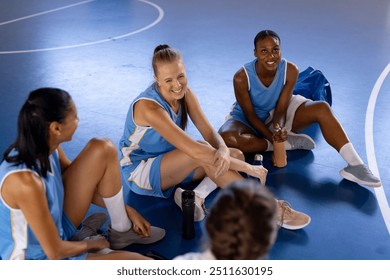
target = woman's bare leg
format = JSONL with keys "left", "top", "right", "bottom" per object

{"left": 292, "top": 101, "right": 349, "bottom": 151}
{"left": 218, "top": 119, "right": 269, "bottom": 153}
{"left": 62, "top": 138, "right": 123, "bottom": 227}
{"left": 87, "top": 251, "right": 151, "bottom": 260}
{"left": 159, "top": 147, "right": 264, "bottom": 191}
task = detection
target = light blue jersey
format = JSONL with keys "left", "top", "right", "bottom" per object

{"left": 0, "top": 150, "right": 86, "bottom": 260}
{"left": 119, "top": 85, "right": 182, "bottom": 166}
{"left": 229, "top": 58, "right": 287, "bottom": 130}
{"left": 119, "top": 84, "right": 192, "bottom": 198}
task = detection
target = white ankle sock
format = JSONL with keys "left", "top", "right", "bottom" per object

{"left": 193, "top": 177, "right": 217, "bottom": 199}
{"left": 339, "top": 143, "right": 364, "bottom": 166}
{"left": 265, "top": 139, "right": 273, "bottom": 152}
{"left": 102, "top": 187, "right": 132, "bottom": 232}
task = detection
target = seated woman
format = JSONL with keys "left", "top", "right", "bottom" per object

{"left": 218, "top": 29, "right": 380, "bottom": 188}
{"left": 119, "top": 44, "right": 310, "bottom": 230}
{"left": 0, "top": 88, "right": 164, "bottom": 260}
{"left": 174, "top": 179, "right": 278, "bottom": 260}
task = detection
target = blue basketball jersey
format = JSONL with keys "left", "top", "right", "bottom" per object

{"left": 0, "top": 150, "right": 80, "bottom": 260}
{"left": 119, "top": 84, "right": 182, "bottom": 170}
{"left": 230, "top": 58, "right": 287, "bottom": 123}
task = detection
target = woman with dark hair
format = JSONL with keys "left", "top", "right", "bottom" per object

{"left": 218, "top": 30, "right": 380, "bottom": 188}
{"left": 174, "top": 179, "right": 278, "bottom": 260}
{"left": 119, "top": 45, "right": 309, "bottom": 230}
{"left": 0, "top": 88, "right": 165, "bottom": 260}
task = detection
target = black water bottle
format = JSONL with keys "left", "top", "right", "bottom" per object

{"left": 181, "top": 190, "right": 195, "bottom": 240}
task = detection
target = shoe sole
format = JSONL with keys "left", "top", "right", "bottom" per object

{"left": 339, "top": 170, "right": 381, "bottom": 188}
{"left": 278, "top": 217, "right": 311, "bottom": 230}
{"left": 287, "top": 132, "right": 316, "bottom": 150}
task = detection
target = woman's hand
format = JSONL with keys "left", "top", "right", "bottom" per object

{"left": 196, "top": 140, "right": 230, "bottom": 178}
{"left": 213, "top": 146, "right": 230, "bottom": 178}
{"left": 125, "top": 206, "right": 151, "bottom": 237}
{"left": 272, "top": 123, "right": 288, "bottom": 143}
{"left": 247, "top": 165, "right": 268, "bottom": 186}
{"left": 85, "top": 235, "right": 110, "bottom": 252}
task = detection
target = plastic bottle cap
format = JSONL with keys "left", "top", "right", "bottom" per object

{"left": 254, "top": 154, "right": 263, "bottom": 161}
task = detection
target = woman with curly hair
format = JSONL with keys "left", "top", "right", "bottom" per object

{"left": 174, "top": 179, "right": 278, "bottom": 260}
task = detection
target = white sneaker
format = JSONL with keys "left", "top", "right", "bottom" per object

{"left": 174, "top": 187, "right": 207, "bottom": 222}
{"left": 286, "top": 132, "right": 315, "bottom": 150}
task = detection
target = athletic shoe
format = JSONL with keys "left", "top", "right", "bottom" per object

{"left": 340, "top": 164, "right": 381, "bottom": 188}
{"left": 174, "top": 187, "right": 207, "bottom": 222}
{"left": 71, "top": 212, "right": 108, "bottom": 241}
{"left": 286, "top": 132, "right": 315, "bottom": 150}
{"left": 277, "top": 200, "right": 311, "bottom": 230}
{"left": 108, "top": 225, "right": 165, "bottom": 250}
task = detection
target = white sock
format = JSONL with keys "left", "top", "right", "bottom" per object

{"left": 339, "top": 142, "right": 364, "bottom": 166}
{"left": 284, "top": 140, "right": 292, "bottom": 150}
{"left": 102, "top": 187, "right": 132, "bottom": 232}
{"left": 193, "top": 177, "right": 217, "bottom": 199}
{"left": 265, "top": 139, "right": 273, "bottom": 152}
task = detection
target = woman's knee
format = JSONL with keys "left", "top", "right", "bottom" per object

{"left": 220, "top": 130, "right": 240, "bottom": 148}
{"left": 229, "top": 147, "right": 245, "bottom": 161}
{"left": 314, "top": 101, "right": 333, "bottom": 121}
{"left": 86, "top": 137, "right": 118, "bottom": 160}
{"left": 299, "top": 101, "right": 332, "bottom": 122}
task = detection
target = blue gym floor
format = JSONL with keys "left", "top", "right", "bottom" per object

{"left": 1, "top": 0, "right": 390, "bottom": 260}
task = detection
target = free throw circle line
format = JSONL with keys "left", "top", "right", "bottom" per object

{"left": 0, "top": 0, "right": 164, "bottom": 54}
{"left": 365, "top": 62, "right": 390, "bottom": 234}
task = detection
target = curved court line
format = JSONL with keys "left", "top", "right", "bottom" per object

{"left": 0, "top": 0, "right": 95, "bottom": 27}
{"left": 0, "top": 0, "right": 164, "bottom": 54}
{"left": 365, "top": 62, "right": 390, "bottom": 234}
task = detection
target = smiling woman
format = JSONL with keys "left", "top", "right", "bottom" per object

{"left": 0, "top": 0, "right": 164, "bottom": 54}
{"left": 118, "top": 44, "right": 310, "bottom": 230}
{"left": 0, "top": 87, "right": 165, "bottom": 260}
{"left": 218, "top": 29, "right": 381, "bottom": 188}
{"left": 1, "top": 0, "right": 390, "bottom": 264}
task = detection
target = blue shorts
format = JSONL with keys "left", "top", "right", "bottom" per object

{"left": 62, "top": 213, "right": 88, "bottom": 260}
{"left": 121, "top": 153, "right": 195, "bottom": 198}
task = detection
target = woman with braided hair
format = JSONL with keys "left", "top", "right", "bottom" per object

{"left": 174, "top": 179, "right": 278, "bottom": 260}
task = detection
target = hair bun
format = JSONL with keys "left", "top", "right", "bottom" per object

{"left": 153, "top": 44, "right": 170, "bottom": 54}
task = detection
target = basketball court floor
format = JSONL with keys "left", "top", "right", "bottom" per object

{"left": 0, "top": 0, "right": 389, "bottom": 260}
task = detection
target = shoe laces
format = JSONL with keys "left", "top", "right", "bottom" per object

{"left": 83, "top": 224, "right": 99, "bottom": 235}
{"left": 361, "top": 164, "right": 374, "bottom": 175}
{"left": 278, "top": 200, "right": 293, "bottom": 226}
{"left": 194, "top": 193, "right": 208, "bottom": 215}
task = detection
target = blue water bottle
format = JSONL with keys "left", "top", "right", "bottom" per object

{"left": 253, "top": 154, "right": 263, "bottom": 166}
{"left": 252, "top": 154, "right": 265, "bottom": 186}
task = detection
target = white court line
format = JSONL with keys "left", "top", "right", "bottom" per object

{"left": 365, "top": 62, "right": 390, "bottom": 234}
{"left": 0, "top": 0, "right": 164, "bottom": 54}
{"left": 0, "top": 0, "right": 95, "bottom": 26}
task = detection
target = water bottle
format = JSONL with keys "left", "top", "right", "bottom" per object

{"left": 273, "top": 141, "right": 287, "bottom": 167}
{"left": 181, "top": 190, "right": 195, "bottom": 240}
{"left": 253, "top": 154, "right": 263, "bottom": 166}
{"left": 252, "top": 154, "right": 266, "bottom": 186}
{"left": 272, "top": 125, "right": 287, "bottom": 168}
